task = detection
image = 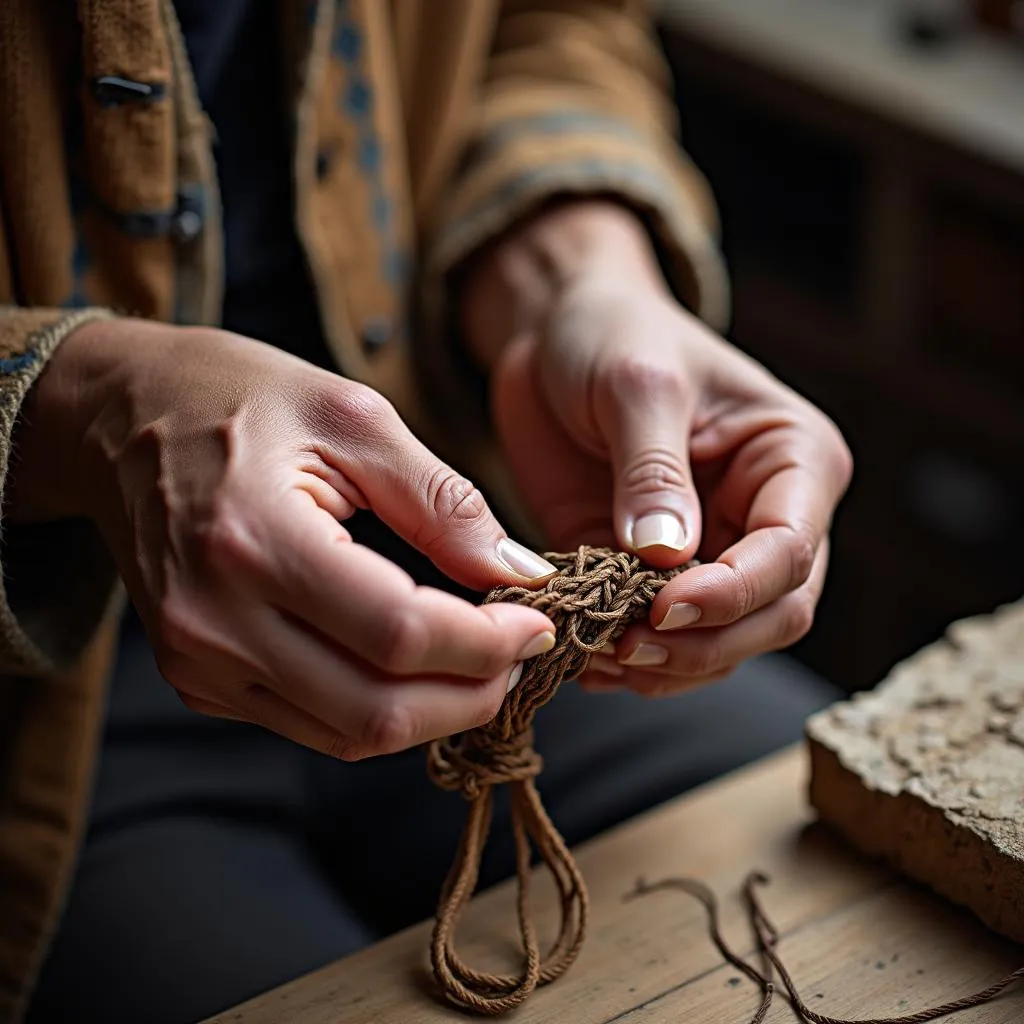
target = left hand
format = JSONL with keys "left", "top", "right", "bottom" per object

{"left": 460, "top": 202, "right": 852, "bottom": 697}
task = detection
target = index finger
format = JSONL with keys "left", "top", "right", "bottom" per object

{"left": 262, "top": 504, "right": 556, "bottom": 679}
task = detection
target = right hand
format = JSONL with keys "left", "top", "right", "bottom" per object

{"left": 18, "top": 319, "right": 558, "bottom": 759}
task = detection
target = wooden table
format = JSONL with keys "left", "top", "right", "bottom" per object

{"left": 207, "top": 747, "right": 1024, "bottom": 1023}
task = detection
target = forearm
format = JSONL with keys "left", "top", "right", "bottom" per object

{"left": 459, "top": 200, "right": 668, "bottom": 373}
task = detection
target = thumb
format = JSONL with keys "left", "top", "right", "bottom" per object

{"left": 604, "top": 370, "right": 702, "bottom": 569}
{"left": 343, "top": 398, "right": 557, "bottom": 591}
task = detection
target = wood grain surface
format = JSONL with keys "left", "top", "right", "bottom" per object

{"left": 206, "top": 746, "right": 1024, "bottom": 1023}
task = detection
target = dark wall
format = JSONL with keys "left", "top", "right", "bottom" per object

{"left": 659, "top": 26, "right": 1024, "bottom": 692}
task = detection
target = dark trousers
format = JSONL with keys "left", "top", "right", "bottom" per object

{"left": 25, "top": 515, "right": 838, "bottom": 1024}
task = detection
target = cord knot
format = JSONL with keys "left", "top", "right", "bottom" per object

{"left": 427, "top": 729, "right": 542, "bottom": 799}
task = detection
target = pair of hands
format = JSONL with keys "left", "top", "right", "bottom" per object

{"left": 13, "top": 203, "right": 850, "bottom": 759}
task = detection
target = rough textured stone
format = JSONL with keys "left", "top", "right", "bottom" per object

{"left": 807, "top": 601, "right": 1024, "bottom": 942}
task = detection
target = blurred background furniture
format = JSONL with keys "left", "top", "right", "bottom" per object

{"left": 655, "top": 0, "right": 1024, "bottom": 692}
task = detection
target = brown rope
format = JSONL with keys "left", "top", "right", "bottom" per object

{"left": 426, "top": 546, "right": 687, "bottom": 1014}
{"left": 628, "top": 873, "right": 1024, "bottom": 1024}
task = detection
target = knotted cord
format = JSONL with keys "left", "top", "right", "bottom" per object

{"left": 426, "top": 546, "right": 686, "bottom": 1014}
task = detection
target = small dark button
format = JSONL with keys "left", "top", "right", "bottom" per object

{"left": 172, "top": 209, "right": 203, "bottom": 243}
{"left": 360, "top": 317, "right": 392, "bottom": 353}
{"left": 171, "top": 186, "right": 205, "bottom": 244}
{"left": 99, "top": 186, "right": 205, "bottom": 241}
{"left": 92, "top": 75, "right": 166, "bottom": 108}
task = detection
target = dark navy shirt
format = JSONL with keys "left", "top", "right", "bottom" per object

{"left": 174, "top": 0, "right": 330, "bottom": 366}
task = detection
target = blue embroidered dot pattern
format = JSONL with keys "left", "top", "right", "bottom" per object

{"left": 332, "top": 1, "right": 408, "bottom": 292}
{"left": 63, "top": 176, "right": 93, "bottom": 310}
{"left": 344, "top": 76, "right": 372, "bottom": 117}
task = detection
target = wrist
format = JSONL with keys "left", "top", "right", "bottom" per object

{"left": 460, "top": 200, "right": 666, "bottom": 370}
{"left": 7, "top": 318, "right": 143, "bottom": 523}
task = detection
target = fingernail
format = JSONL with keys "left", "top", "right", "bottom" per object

{"left": 496, "top": 538, "right": 559, "bottom": 581}
{"left": 631, "top": 512, "right": 686, "bottom": 553}
{"left": 506, "top": 663, "right": 524, "bottom": 693}
{"left": 587, "top": 654, "right": 625, "bottom": 677}
{"left": 516, "top": 631, "right": 556, "bottom": 661}
{"left": 619, "top": 643, "right": 669, "bottom": 668}
{"left": 655, "top": 602, "right": 702, "bottom": 631}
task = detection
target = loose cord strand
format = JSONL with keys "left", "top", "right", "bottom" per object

{"left": 629, "top": 872, "right": 1024, "bottom": 1024}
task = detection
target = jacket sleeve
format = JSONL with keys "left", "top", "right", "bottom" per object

{"left": 418, "top": 0, "right": 729, "bottom": 425}
{"left": 0, "top": 306, "right": 121, "bottom": 677}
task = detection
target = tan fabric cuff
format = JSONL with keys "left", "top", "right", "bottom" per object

{"left": 0, "top": 307, "right": 121, "bottom": 676}
{"left": 428, "top": 116, "right": 729, "bottom": 331}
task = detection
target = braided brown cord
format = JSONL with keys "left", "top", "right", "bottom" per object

{"left": 626, "top": 876, "right": 775, "bottom": 1024}
{"left": 426, "top": 547, "right": 686, "bottom": 1014}
{"left": 628, "top": 873, "right": 1024, "bottom": 1024}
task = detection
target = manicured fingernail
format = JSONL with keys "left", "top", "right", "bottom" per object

{"left": 506, "top": 663, "right": 524, "bottom": 693}
{"left": 655, "top": 602, "right": 702, "bottom": 631}
{"left": 516, "top": 631, "right": 556, "bottom": 661}
{"left": 619, "top": 643, "right": 669, "bottom": 667}
{"left": 587, "top": 654, "right": 625, "bottom": 677}
{"left": 631, "top": 512, "right": 686, "bottom": 553}
{"left": 496, "top": 538, "right": 558, "bottom": 581}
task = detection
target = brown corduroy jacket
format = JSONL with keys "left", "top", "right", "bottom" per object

{"left": 0, "top": 1, "right": 728, "bottom": 1018}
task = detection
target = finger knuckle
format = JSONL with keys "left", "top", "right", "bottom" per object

{"left": 781, "top": 594, "right": 816, "bottom": 646}
{"left": 607, "top": 356, "right": 685, "bottom": 406}
{"left": 830, "top": 429, "right": 854, "bottom": 490}
{"left": 427, "top": 467, "right": 489, "bottom": 529}
{"left": 155, "top": 597, "right": 206, "bottom": 660}
{"left": 359, "top": 697, "right": 418, "bottom": 755}
{"left": 784, "top": 525, "right": 817, "bottom": 591}
{"left": 375, "top": 609, "right": 430, "bottom": 675}
{"left": 410, "top": 467, "right": 491, "bottom": 557}
{"left": 808, "top": 411, "right": 854, "bottom": 491}
{"left": 454, "top": 642, "right": 511, "bottom": 683}
{"left": 198, "top": 502, "right": 264, "bottom": 579}
{"left": 683, "top": 639, "right": 723, "bottom": 678}
{"left": 470, "top": 688, "right": 506, "bottom": 730}
{"left": 620, "top": 447, "right": 690, "bottom": 497}
{"left": 483, "top": 648, "right": 516, "bottom": 681}
{"left": 726, "top": 565, "right": 756, "bottom": 622}
{"left": 334, "top": 383, "right": 396, "bottom": 433}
